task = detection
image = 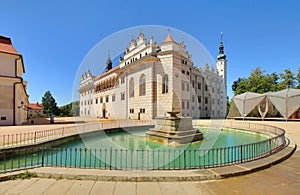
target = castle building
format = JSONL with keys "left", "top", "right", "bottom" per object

{"left": 0, "top": 35, "right": 29, "bottom": 125}
{"left": 79, "top": 33, "right": 227, "bottom": 120}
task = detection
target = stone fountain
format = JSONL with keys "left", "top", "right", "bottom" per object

{"left": 146, "top": 93, "right": 203, "bottom": 145}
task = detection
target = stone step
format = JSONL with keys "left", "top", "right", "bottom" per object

{"left": 148, "top": 128, "right": 201, "bottom": 136}
{"left": 146, "top": 130, "right": 203, "bottom": 139}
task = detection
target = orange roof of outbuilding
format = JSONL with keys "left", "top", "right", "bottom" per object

{"left": 0, "top": 35, "right": 20, "bottom": 55}
{"left": 28, "top": 103, "right": 42, "bottom": 110}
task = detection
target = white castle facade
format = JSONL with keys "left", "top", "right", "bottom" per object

{"left": 79, "top": 33, "right": 227, "bottom": 120}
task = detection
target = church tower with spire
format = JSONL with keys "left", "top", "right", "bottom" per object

{"left": 216, "top": 32, "right": 227, "bottom": 91}
{"left": 216, "top": 32, "right": 228, "bottom": 117}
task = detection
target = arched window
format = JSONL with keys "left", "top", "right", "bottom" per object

{"left": 139, "top": 74, "right": 146, "bottom": 96}
{"left": 162, "top": 75, "right": 168, "bottom": 94}
{"left": 129, "top": 78, "right": 134, "bottom": 97}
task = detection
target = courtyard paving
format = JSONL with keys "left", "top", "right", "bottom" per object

{"left": 0, "top": 119, "right": 299, "bottom": 194}
{"left": 0, "top": 151, "right": 299, "bottom": 194}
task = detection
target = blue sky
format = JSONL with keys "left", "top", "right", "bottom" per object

{"left": 1, "top": 0, "right": 299, "bottom": 106}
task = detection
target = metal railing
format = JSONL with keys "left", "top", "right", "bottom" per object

{"left": 0, "top": 120, "right": 286, "bottom": 172}
{"left": 0, "top": 120, "right": 153, "bottom": 148}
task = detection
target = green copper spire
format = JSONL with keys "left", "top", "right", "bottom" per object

{"left": 217, "top": 32, "right": 226, "bottom": 60}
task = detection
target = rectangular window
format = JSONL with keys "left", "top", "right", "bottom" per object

{"left": 212, "top": 98, "right": 215, "bottom": 105}
{"left": 182, "top": 82, "right": 185, "bottom": 91}
{"left": 182, "top": 101, "right": 185, "bottom": 109}
{"left": 100, "top": 97, "right": 103, "bottom": 103}
{"left": 140, "top": 108, "right": 145, "bottom": 113}
{"left": 106, "top": 96, "right": 109, "bottom": 102}
{"left": 95, "top": 98, "right": 98, "bottom": 104}
{"left": 182, "top": 70, "right": 185, "bottom": 74}
{"left": 205, "top": 97, "right": 208, "bottom": 104}
{"left": 205, "top": 84, "right": 208, "bottom": 91}
{"left": 198, "top": 96, "right": 201, "bottom": 103}
{"left": 187, "top": 102, "right": 190, "bottom": 109}
{"left": 212, "top": 87, "right": 215, "bottom": 93}
{"left": 121, "top": 76, "right": 125, "bottom": 84}
{"left": 186, "top": 83, "right": 189, "bottom": 91}
{"left": 1, "top": 116, "right": 6, "bottom": 120}
{"left": 192, "top": 81, "right": 195, "bottom": 88}
{"left": 186, "top": 71, "right": 189, "bottom": 76}
{"left": 198, "top": 82, "right": 201, "bottom": 90}
{"left": 112, "top": 94, "right": 116, "bottom": 102}
{"left": 192, "top": 95, "right": 194, "bottom": 102}
{"left": 121, "top": 92, "right": 125, "bottom": 101}
{"left": 130, "top": 109, "right": 134, "bottom": 114}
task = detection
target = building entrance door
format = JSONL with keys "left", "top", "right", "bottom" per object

{"left": 102, "top": 109, "right": 106, "bottom": 119}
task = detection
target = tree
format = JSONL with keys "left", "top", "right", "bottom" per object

{"left": 226, "top": 96, "right": 231, "bottom": 115}
{"left": 71, "top": 101, "right": 80, "bottom": 116}
{"left": 232, "top": 77, "right": 249, "bottom": 95}
{"left": 279, "top": 68, "right": 296, "bottom": 89}
{"left": 232, "top": 67, "right": 281, "bottom": 95}
{"left": 58, "top": 105, "right": 70, "bottom": 117}
{"left": 297, "top": 68, "right": 300, "bottom": 89}
{"left": 42, "top": 91, "right": 58, "bottom": 117}
{"left": 56, "top": 101, "right": 80, "bottom": 117}
{"left": 269, "top": 72, "right": 281, "bottom": 91}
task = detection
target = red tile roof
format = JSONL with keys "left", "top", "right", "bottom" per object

{"left": 95, "top": 65, "right": 120, "bottom": 80}
{"left": 28, "top": 103, "right": 42, "bottom": 110}
{"left": 163, "top": 34, "right": 176, "bottom": 43}
{"left": 0, "top": 35, "right": 20, "bottom": 55}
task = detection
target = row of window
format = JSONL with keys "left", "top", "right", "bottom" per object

{"left": 81, "top": 92, "right": 125, "bottom": 106}
{"left": 129, "top": 108, "right": 145, "bottom": 114}
{"left": 124, "top": 52, "right": 148, "bottom": 66}
{"left": 82, "top": 94, "right": 216, "bottom": 107}
{"left": 182, "top": 82, "right": 190, "bottom": 91}
{"left": 181, "top": 59, "right": 188, "bottom": 65}
{"left": 182, "top": 81, "right": 209, "bottom": 92}
{"left": 182, "top": 96, "right": 210, "bottom": 107}
{"left": 181, "top": 69, "right": 190, "bottom": 75}
{"left": 129, "top": 74, "right": 146, "bottom": 97}
{"left": 182, "top": 101, "right": 190, "bottom": 110}
{"left": 81, "top": 99, "right": 93, "bottom": 106}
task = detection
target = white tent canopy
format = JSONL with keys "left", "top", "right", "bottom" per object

{"left": 233, "top": 92, "right": 265, "bottom": 117}
{"left": 229, "top": 89, "right": 300, "bottom": 120}
{"left": 268, "top": 89, "right": 300, "bottom": 119}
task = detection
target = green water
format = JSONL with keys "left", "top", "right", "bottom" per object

{"left": 58, "top": 127, "right": 268, "bottom": 150}
{"left": 1, "top": 127, "right": 274, "bottom": 171}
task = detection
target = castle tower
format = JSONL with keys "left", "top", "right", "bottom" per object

{"left": 216, "top": 32, "right": 227, "bottom": 91}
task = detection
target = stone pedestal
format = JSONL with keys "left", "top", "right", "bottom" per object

{"left": 146, "top": 116, "right": 203, "bottom": 145}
